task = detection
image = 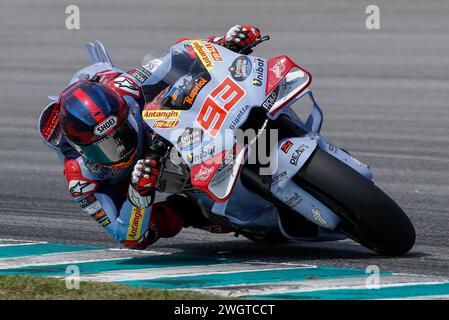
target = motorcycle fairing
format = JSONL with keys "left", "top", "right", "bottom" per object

{"left": 316, "top": 135, "right": 373, "bottom": 180}
{"left": 190, "top": 143, "right": 247, "bottom": 202}
{"left": 269, "top": 135, "right": 341, "bottom": 230}
{"left": 143, "top": 40, "right": 271, "bottom": 200}
{"left": 265, "top": 56, "right": 312, "bottom": 117}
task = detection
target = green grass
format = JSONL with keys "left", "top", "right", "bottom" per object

{"left": 0, "top": 275, "right": 227, "bottom": 300}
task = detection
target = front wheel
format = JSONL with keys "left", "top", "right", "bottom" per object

{"left": 294, "top": 149, "right": 416, "bottom": 256}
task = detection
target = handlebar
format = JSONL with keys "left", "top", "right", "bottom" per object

{"left": 238, "top": 35, "right": 270, "bottom": 55}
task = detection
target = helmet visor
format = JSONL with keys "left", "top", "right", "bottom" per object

{"left": 70, "top": 115, "right": 139, "bottom": 166}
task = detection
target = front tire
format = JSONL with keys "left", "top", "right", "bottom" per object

{"left": 294, "top": 149, "right": 416, "bottom": 256}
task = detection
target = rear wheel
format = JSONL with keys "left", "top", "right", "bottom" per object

{"left": 294, "top": 149, "right": 416, "bottom": 256}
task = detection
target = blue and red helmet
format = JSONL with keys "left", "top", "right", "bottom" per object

{"left": 58, "top": 80, "right": 139, "bottom": 168}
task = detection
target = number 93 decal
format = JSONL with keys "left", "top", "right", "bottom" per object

{"left": 196, "top": 77, "right": 245, "bottom": 136}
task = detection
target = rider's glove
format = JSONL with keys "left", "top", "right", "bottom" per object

{"left": 223, "top": 25, "right": 261, "bottom": 52}
{"left": 128, "top": 157, "right": 160, "bottom": 208}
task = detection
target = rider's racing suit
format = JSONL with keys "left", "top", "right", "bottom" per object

{"left": 41, "top": 26, "right": 261, "bottom": 249}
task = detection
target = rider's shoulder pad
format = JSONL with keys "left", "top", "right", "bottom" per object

{"left": 64, "top": 158, "right": 100, "bottom": 198}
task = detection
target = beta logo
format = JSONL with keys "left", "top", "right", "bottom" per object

{"left": 94, "top": 116, "right": 118, "bottom": 136}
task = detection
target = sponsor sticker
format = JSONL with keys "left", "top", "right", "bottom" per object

{"left": 77, "top": 195, "right": 102, "bottom": 215}
{"left": 270, "top": 58, "right": 287, "bottom": 79}
{"left": 228, "top": 56, "right": 252, "bottom": 81}
{"left": 69, "top": 180, "right": 97, "bottom": 197}
{"left": 281, "top": 140, "right": 293, "bottom": 154}
{"left": 312, "top": 207, "right": 328, "bottom": 226}
{"left": 177, "top": 128, "right": 203, "bottom": 150}
{"left": 94, "top": 116, "right": 118, "bottom": 136}
{"left": 187, "top": 144, "right": 216, "bottom": 164}
{"left": 351, "top": 156, "right": 368, "bottom": 167}
{"left": 126, "top": 206, "right": 144, "bottom": 241}
{"left": 262, "top": 90, "right": 278, "bottom": 112}
{"left": 290, "top": 144, "right": 309, "bottom": 166}
{"left": 113, "top": 76, "right": 140, "bottom": 96}
{"left": 217, "top": 146, "right": 238, "bottom": 172}
{"left": 209, "top": 165, "right": 233, "bottom": 189}
{"left": 77, "top": 195, "right": 96, "bottom": 209}
{"left": 229, "top": 105, "right": 250, "bottom": 130}
{"left": 76, "top": 72, "right": 90, "bottom": 80}
{"left": 142, "top": 59, "right": 163, "bottom": 74}
{"left": 204, "top": 43, "right": 223, "bottom": 61}
{"left": 191, "top": 41, "right": 215, "bottom": 71}
{"left": 143, "top": 110, "right": 181, "bottom": 120}
{"left": 193, "top": 165, "right": 215, "bottom": 182}
{"left": 272, "top": 170, "right": 288, "bottom": 185}
{"left": 129, "top": 67, "right": 151, "bottom": 83}
{"left": 285, "top": 192, "right": 302, "bottom": 207}
{"left": 152, "top": 120, "right": 180, "bottom": 129}
{"left": 252, "top": 57, "right": 265, "bottom": 86}
{"left": 184, "top": 76, "right": 209, "bottom": 106}
{"left": 99, "top": 217, "right": 111, "bottom": 227}
{"left": 92, "top": 209, "right": 107, "bottom": 222}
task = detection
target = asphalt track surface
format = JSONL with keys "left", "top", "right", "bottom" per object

{"left": 0, "top": 0, "right": 448, "bottom": 282}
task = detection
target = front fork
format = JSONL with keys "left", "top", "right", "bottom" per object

{"left": 270, "top": 133, "right": 373, "bottom": 231}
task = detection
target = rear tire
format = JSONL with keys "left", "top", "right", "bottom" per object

{"left": 294, "top": 149, "right": 416, "bottom": 256}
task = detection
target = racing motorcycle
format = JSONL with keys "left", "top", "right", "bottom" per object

{"left": 59, "top": 38, "right": 417, "bottom": 256}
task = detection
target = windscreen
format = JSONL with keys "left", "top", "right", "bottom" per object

{"left": 140, "top": 44, "right": 212, "bottom": 110}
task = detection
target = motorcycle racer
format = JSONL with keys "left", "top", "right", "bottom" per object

{"left": 39, "top": 25, "right": 261, "bottom": 249}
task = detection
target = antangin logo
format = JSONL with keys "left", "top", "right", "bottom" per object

{"left": 94, "top": 116, "right": 118, "bottom": 136}
{"left": 126, "top": 207, "right": 144, "bottom": 241}
{"left": 142, "top": 110, "right": 181, "bottom": 120}
{"left": 192, "top": 41, "right": 214, "bottom": 71}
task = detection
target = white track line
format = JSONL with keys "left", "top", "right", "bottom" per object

{"left": 0, "top": 239, "right": 48, "bottom": 247}
{"left": 185, "top": 274, "right": 449, "bottom": 298}
{"left": 0, "top": 242, "right": 48, "bottom": 247}
{"left": 64, "top": 262, "right": 314, "bottom": 283}
{"left": 382, "top": 295, "right": 449, "bottom": 300}
{"left": 0, "top": 249, "right": 168, "bottom": 270}
{"left": 356, "top": 151, "right": 449, "bottom": 163}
